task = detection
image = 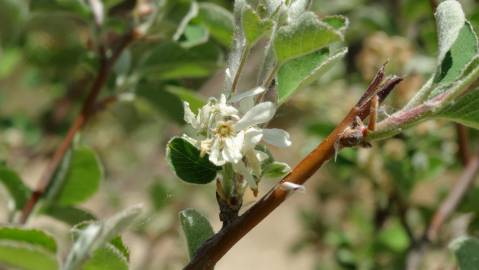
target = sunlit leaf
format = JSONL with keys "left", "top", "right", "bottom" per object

{"left": 274, "top": 12, "right": 343, "bottom": 63}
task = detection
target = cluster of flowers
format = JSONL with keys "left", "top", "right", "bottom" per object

{"left": 182, "top": 87, "right": 291, "bottom": 191}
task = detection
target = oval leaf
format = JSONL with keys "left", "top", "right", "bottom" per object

{"left": 167, "top": 137, "right": 220, "bottom": 184}
{"left": 56, "top": 146, "right": 103, "bottom": 206}
{"left": 0, "top": 227, "right": 57, "bottom": 253}
{"left": 450, "top": 236, "right": 479, "bottom": 270}
{"left": 274, "top": 11, "right": 343, "bottom": 63}
{"left": 241, "top": 5, "right": 273, "bottom": 46}
{"left": 0, "top": 165, "right": 31, "bottom": 210}
{"left": 277, "top": 47, "right": 347, "bottom": 103}
{"left": 179, "top": 208, "right": 214, "bottom": 259}
{"left": 196, "top": 3, "right": 234, "bottom": 47}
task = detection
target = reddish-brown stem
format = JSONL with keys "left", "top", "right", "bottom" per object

{"left": 19, "top": 30, "right": 137, "bottom": 224}
{"left": 183, "top": 71, "right": 401, "bottom": 270}
{"left": 456, "top": 124, "right": 470, "bottom": 166}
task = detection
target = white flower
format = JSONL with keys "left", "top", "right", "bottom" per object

{"left": 183, "top": 89, "right": 292, "bottom": 176}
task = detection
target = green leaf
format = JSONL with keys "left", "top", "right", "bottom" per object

{"left": 167, "top": 137, "right": 220, "bottom": 184}
{"left": 434, "top": 22, "right": 478, "bottom": 84}
{"left": 0, "top": 165, "right": 31, "bottom": 210}
{"left": 141, "top": 42, "right": 223, "bottom": 80}
{"left": 0, "top": 243, "right": 58, "bottom": 270}
{"left": 43, "top": 206, "right": 96, "bottom": 226}
{"left": 322, "top": 15, "right": 349, "bottom": 32}
{"left": 165, "top": 85, "right": 206, "bottom": 113}
{"left": 450, "top": 236, "right": 479, "bottom": 269}
{"left": 55, "top": 146, "right": 103, "bottom": 206}
{"left": 262, "top": 161, "right": 291, "bottom": 178}
{"left": 137, "top": 83, "right": 185, "bottom": 123}
{"left": 438, "top": 89, "right": 479, "bottom": 129}
{"left": 435, "top": 0, "right": 466, "bottom": 65}
{"left": 273, "top": 12, "right": 343, "bottom": 63}
{"left": 172, "top": 0, "right": 199, "bottom": 41}
{"left": 0, "top": 227, "right": 57, "bottom": 253}
{"left": 180, "top": 25, "right": 209, "bottom": 48}
{"left": 64, "top": 205, "right": 141, "bottom": 270}
{"left": 81, "top": 244, "right": 128, "bottom": 270}
{"left": 241, "top": 5, "right": 273, "bottom": 46}
{"left": 0, "top": 227, "right": 59, "bottom": 270}
{"left": 276, "top": 47, "right": 347, "bottom": 103}
{"left": 196, "top": 3, "right": 234, "bottom": 47}
{"left": 0, "top": 0, "right": 28, "bottom": 45}
{"left": 179, "top": 208, "right": 214, "bottom": 259}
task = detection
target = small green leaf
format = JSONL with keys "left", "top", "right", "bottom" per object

{"left": 179, "top": 208, "right": 214, "bottom": 259}
{"left": 241, "top": 5, "right": 273, "bottom": 46}
{"left": 450, "top": 236, "right": 479, "bottom": 269}
{"left": 137, "top": 83, "right": 185, "bottom": 124}
{"left": 167, "top": 137, "right": 220, "bottom": 184}
{"left": 81, "top": 244, "right": 128, "bottom": 270}
{"left": 64, "top": 205, "right": 141, "bottom": 270}
{"left": 0, "top": 227, "right": 57, "bottom": 253}
{"left": 172, "top": 0, "right": 199, "bottom": 41}
{"left": 262, "top": 161, "right": 291, "bottom": 178}
{"left": 277, "top": 47, "right": 347, "bottom": 103}
{"left": 43, "top": 206, "right": 96, "bottom": 226}
{"left": 196, "top": 3, "right": 234, "bottom": 47}
{"left": 0, "top": 165, "right": 31, "bottom": 210}
{"left": 165, "top": 85, "right": 206, "bottom": 113}
{"left": 180, "top": 25, "right": 209, "bottom": 48}
{"left": 55, "top": 146, "right": 103, "bottom": 206}
{"left": 0, "top": 243, "right": 58, "bottom": 270}
{"left": 438, "top": 89, "right": 479, "bottom": 129}
{"left": 0, "top": 227, "right": 59, "bottom": 270}
{"left": 322, "top": 15, "right": 349, "bottom": 32}
{"left": 274, "top": 12, "right": 343, "bottom": 63}
{"left": 141, "top": 42, "right": 223, "bottom": 80}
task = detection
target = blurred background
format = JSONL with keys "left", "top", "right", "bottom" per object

{"left": 1, "top": 0, "right": 479, "bottom": 269}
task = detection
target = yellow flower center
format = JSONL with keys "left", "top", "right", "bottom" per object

{"left": 216, "top": 121, "right": 234, "bottom": 137}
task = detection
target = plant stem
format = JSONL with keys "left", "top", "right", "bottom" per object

{"left": 19, "top": 30, "right": 137, "bottom": 224}
{"left": 456, "top": 124, "right": 470, "bottom": 166}
{"left": 183, "top": 69, "right": 401, "bottom": 270}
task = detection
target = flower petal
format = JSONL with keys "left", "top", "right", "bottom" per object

{"left": 242, "top": 128, "right": 263, "bottom": 151}
{"left": 234, "top": 102, "right": 276, "bottom": 130}
{"left": 209, "top": 138, "right": 225, "bottom": 166}
{"left": 245, "top": 149, "right": 262, "bottom": 176}
{"left": 229, "top": 87, "right": 265, "bottom": 103}
{"left": 263, "top": 128, "right": 292, "bottom": 147}
{"left": 223, "top": 136, "right": 243, "bottom": 163}
{"left": 183, "top": 102, "right": 197, "bottom": 126}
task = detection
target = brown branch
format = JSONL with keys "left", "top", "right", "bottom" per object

{"left": 456, "top": 124, "right": 470, "bottom": 166}
{"left": 19, "top": 30, "right": 137, "bottom": 224}
{"left": 183, "top": 70, "right": 402, "bottom": 270}
{"left": 406, "top": 153, "right": 479, "bottom": 270}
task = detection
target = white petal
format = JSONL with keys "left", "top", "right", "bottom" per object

{"left": 229, "top": 87, "right": 265, "bottom": 103}
{"left": 209, "top": 139, "right": 225, "bottom": 166}
{"left": 234, "top": 102, "right": 276, "bottom": 130}
{"left": 233, "top": 161, "right": 257, "bottom": 190}
{"left": 239, "top": 97, "right": 255, "bottom": 114}
{"left": 223, "top": 136, "right": 243, "bottom": 163}
{"left": 255, "top": 150, "right": 268, "bottom": 162}
{"left": 183, "top": 102, "right": 197, "bottom": 126}
{"left": 263, "top": 128, "right": 292, "bottom": 147}
{"left": 280, "top": 182, "right": 306, "bottom": 193}
{"left": 242, "top": 128, "right": 263, "bottom": 151}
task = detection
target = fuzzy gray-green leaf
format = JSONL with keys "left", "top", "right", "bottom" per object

{"left": 438, "top": 89, "right": 479, "bottom": 129}
{"left": 179, "top": 208, "right": 214, "bottom": 259}
{"left": 277, "top": 47, "right": 347, "bottom": 103}
{"left": 450, "top": 236, "right": 479, "bottom": 269}
{"left": 274, "top": 11, "right": 343, "bottom": 63}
